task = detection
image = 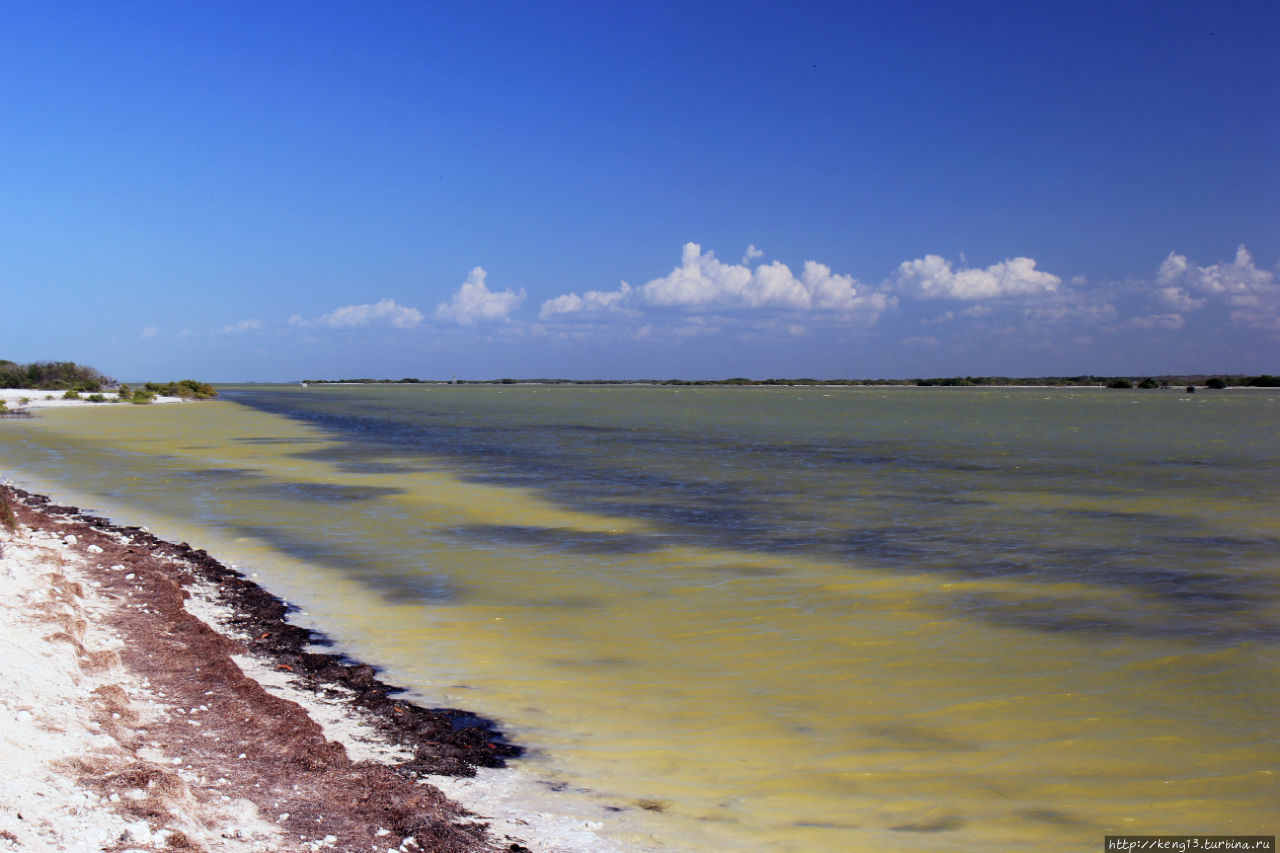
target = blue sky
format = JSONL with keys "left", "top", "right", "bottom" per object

{"left": 2, "top": 1, "right": 1277, "bottom": 381}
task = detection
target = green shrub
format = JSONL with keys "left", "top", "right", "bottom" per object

{"left": 1206, "top": 377, "right": 1227, "bottom": 389}
{"left": 1107, "top": 379, "right": 1133, "bottom": 389}
{"left": 141, "top": 379, "right": 217, "bottom": 399}
{"left": 130, "top": 389, "right": 156, "bottom": 405}
{"left": 62, "top": 389, "right": 80, "bottom": 400}
{"left": 1137, "top": 377, "right": 1159, "bottom": 389}
{"left": 86, "top": 393, "right": 106, "bottom": 403}
{"left": 0, "top": 494, "right": 15, "bottom": 533}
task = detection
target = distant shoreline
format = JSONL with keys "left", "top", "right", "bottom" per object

{"left": 289, "top": 373, "right": 1278, "bottom": 389}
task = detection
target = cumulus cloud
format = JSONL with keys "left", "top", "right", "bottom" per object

{"left": 541, "top": 243, "right": 893, "bottom": 321}
{"left": 540, "top": 282, "right": 633, "bottom": 319}
{"left": 1156, "top": 286, "right": 1206, "bottom": 312}
{"left": 317, "top": 298, "right": 424, "bottom": 329}
{"left": 435, "top": 267, "right": 525, "bottom": 326}
{"left": 742, "top": 245, "right": 765, "bottom": 265}
{"left": 1153, "top": 245, "right": 1278, "bottom": 329}
{"left": 640, "top": 243, "right": 872, "bottom": 311}
{"left": 893, "top": 254, "right": 1061, "bottom": 300}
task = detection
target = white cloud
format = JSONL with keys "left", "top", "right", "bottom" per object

{"left": 742, "top": 245, "right": 765, "bottom": 265}
{"left": 1156, "top": 286, "right": 1205, "bottom": 312}
{"left": 1154, "top": 245, "right": 1278, "bottom": 329}
{"left": 541, "top": 243, "right": 893, "bottom": 321}
{"left": 319, "top": 298, "right": 423, "bottom": 329}
{"left": 220, "top": 319, "right": 262, "bottom": 335}
{"left": 540, "top": 282, "right": 633, "bottom": 319}
{"left": 894, "top": 254, "right": 1061, "bottom": 300}
{"left": 140, "top": 325, "right": 159, "bottom": 339}
{"left": 435, "top": 267, "right": 525, "bottom": 326}
{"left": 1155, "top": 252, "right": 1190, "bottom": 285}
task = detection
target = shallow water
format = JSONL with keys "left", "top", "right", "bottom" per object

{"left": 2, "top": 385, "right": 1277, "bottom": 851}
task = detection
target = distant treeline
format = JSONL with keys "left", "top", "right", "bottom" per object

{"left": 302, "top": 374, "right": 1280, "bottom": 388}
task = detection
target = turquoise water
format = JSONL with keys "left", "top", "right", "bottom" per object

{"left": 2, "top": 385, "right": 1277, "bottom": 850}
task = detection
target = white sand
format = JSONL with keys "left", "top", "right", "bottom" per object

{"left": 0, "top": 522, "right": 283, "bottom": 852}
{"left": 0, "top": 388, "right": 188, "bottom": 410}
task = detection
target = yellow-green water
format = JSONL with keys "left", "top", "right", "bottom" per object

{"left": 1, "top": 386, "right": 1277, "bottom": 851}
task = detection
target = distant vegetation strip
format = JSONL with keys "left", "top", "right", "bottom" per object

{"left": 0, "top": 360, "right": 217, "bottom": 404}
{"left": 302, "top": 374, "right": 1279, "bottom": 388}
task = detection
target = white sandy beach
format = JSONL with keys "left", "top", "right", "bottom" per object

{"left": 0, "top": 512, "right": 286, "bottom": 851}
{"left": 0, "top": 479, "right": 620, "bottom": 853}
{"left": 0, "top": 389, "right": 187, "bottom": 410}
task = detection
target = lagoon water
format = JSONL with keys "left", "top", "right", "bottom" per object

{"left": 2, "top": 385, "right": 1277, "bottom": 851}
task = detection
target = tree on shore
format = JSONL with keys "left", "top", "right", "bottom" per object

{"left": 0, "top": 360, "right": 109, "bottom": 392}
